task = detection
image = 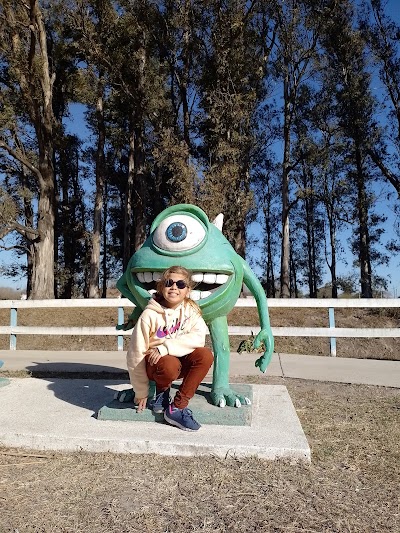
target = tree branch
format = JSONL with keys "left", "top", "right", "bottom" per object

{"left": 0, "top": 139, "right": 41, "bottom": 180}
{"left": 0, "top": 242, "right": 31, "bottom": 254}
{"left": 367, "top": 148, "right": 400, "bottom": 199}
{"left": 0, "top": 220, "right": 39, "bottom": 240}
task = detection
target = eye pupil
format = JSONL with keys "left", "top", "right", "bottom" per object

{"left": 172, "top": 226, "right": 182, "bottom": 237}
{"left": 166, "top": 222, "right": 187, "bottom": 242}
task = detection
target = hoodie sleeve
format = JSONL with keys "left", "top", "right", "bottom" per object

{"left": 157, "top": 311, "right": 207, "bottom": 357}
{"left": 126, "top": 315, "right": 151, "bottom": 399}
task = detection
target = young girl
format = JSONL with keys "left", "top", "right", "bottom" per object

{"left": 126, "top": 265, "right": 214, "bottom": 432}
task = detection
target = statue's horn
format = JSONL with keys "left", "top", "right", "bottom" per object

{"left": 212, "top": 213, "right": 224, "bottom": 231}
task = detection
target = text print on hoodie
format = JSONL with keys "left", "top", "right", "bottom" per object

{"left": 127, "top": 298, "right": 208, "bottom": 399}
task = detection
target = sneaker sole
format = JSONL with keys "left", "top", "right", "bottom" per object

{"left": 152, "top": 407, "right": 165, "bottom": 414}
{"left": 164, "top": 413, "right": 200, "bottom": 432}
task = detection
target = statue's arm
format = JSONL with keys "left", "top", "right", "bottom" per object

{"left": 242, "top": 260, "right": 274, "bottom": 372}
{"left": 115, "top": 272, "right": 142, "bottom": 330}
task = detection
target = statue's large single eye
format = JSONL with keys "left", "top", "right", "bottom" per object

{"left": 153, "top": 214, "right": 206, "bottom": 251}
{"left": 166, "top": 222, "right": 187, "bottom": 242}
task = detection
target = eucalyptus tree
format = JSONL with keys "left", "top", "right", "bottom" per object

{"left": 64, "top": 0, "right": 120, "bottom": 296}
{"left": 45, "top": 1, "right": 89, "bottom": 298}
{"left": 288, "top": 82, "right": 325, "bottom": 298}
{"left": 156, "top": 0, "right": 200, "bottom": 153}
{"left": 195, "top": 0, "right": 273, "bottom": 257}
{"left": 358, "top": 0, "right": 400, "bottom": 280}
{"left": 55, "top": 133, "right": 87, "bottom": 298}
{"left": 253, "top": 167, "right": 281, "bottom": 297}
{"left": 319, "top": 0, "right": 383, "bottom": 298}
{"left": 360, "top": 0, "right": 400, "bottom": 199}
{"left": 149, "top": 0, "right": 203, "bottom": 208}
{"left": 292, "top": 74, "right": 355, "bottom": 298}
{"left": 291, "top": 158, "right": 325, "bottom": 298}
{"left": 0, "top": 0, "right": 58, "bottom": 298}
{"left": 268, "top": 0, "right": 320, "bottom": 298}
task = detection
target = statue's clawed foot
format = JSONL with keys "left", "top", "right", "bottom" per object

{"left": 210, "top": 387, "right": 251, "bottom": 408}
{"left": 114, "top": 388, "right": 135, "bottom": 403}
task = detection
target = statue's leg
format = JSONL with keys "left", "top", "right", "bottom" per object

{"left": 208, "top": 316, "right": 251, "bottom": 408}
{"left": 114, "top": 381, "right": 156, "bottom": 404}
{"left": 114, "top": 388, "right": 134, "bottom": 403}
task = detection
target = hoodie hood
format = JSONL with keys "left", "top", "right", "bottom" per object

{"left": 145, "top": 297, "right": 166, "bottom": 314}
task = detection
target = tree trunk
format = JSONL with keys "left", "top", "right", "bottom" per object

{"left": 181, "top": 0, "right": 191, "bottom": 152}
{"left": 328, "top": 214, "right": 338, "bottom": 298}
{"left": 28, "top": 0, "right": 56, "bottom": 299}
{"left": 280, "top": 73, "right": 291, "bottom": 298}
{"left": 31, "top": 177, "right": 55, "bottom": 299}
{"left": 101, "top": 181, "right": 108, "bottom": 298}
{"left": 234, "top": 224, "right": 246, "bottom": 259}
{"left": 355, "top": 146, "right": 373, "bottom": 298}
{"left": 21, "top": 166, "right": 34, "bottom": 298}
{"left": 132, "top": 41, "right": 148, "bottom": 252}
{"left": 88, "top": 85, "right": 106, "bottom": 298}
{"left": 133, "top": 125, "right": 147, "bottom": 251}
{"left": 123, "top": 129, "right": 134, "bottom": 269}
{"left": 289, "top": 243, "right": 298, "bottom": 298}
{"left": 263, "top": 205, "right": 275, "bottom": 298}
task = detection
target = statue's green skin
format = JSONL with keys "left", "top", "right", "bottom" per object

{"left": 117, "top": 204, "right": 274, "bottom": 408}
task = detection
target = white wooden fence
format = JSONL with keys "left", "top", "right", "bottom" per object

{"left": 0, "top": 298, "right": 399, "bottom": 356}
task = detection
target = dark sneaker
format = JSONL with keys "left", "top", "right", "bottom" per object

{"left": 164, "top": 404, "right": 201, "bottom": 431}
{"left": 151, "top": 389, "right": 171, "bottom": 414}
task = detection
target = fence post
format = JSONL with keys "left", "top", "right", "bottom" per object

{"left": 10, "top": 307, "right": 17, "bottom": 350}
{"left": 328, "top": 307, "right": 336, "bottom": 357}
{"left": 117, "top": 307, "right": 124, "bottom": 351}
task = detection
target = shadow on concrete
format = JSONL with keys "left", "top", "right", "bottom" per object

{"left": 25, "top": 361, "right": 129, "bottom": 380}
{"left": 25, "top": 362, "right": 131, "bottom": 415}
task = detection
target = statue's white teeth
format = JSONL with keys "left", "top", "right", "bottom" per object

{"left": 191, "top": 290, "right": 212, "bottom": 301}
{"left": 144, "top": 272, "right": 153, "bottom": 283}
{"left": 136, "top": 272, "right": 161, "bottom": 282}
{"left": 191, "top": 273, "right": 229, "bottom": 284}
{"left": 135, "top": 271, "right": 229, "bottom": 300}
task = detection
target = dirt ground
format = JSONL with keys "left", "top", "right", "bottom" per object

{"left": 0, "top": 376, "right": 399, "bottom": 532}
{"left": 0, "top": 306, "right": 399, "bottom": 359}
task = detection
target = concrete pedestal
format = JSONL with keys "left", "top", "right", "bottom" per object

{"left": 0, "top": 379, "right": 310, "bottom": 462}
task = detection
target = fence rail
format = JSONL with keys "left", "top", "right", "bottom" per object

{"left": 1, "top": 298, "right": 399, "bottom": 356}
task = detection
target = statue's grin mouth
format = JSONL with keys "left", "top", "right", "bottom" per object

{"left": 134, "top": 271, "right": 232, "bottom": 301}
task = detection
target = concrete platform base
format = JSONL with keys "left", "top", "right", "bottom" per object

{"left": 98, "top": 383, "right": 253, "bottom": 426}
{"left": 0, "top": 378, "right": 310, "bottom": 462}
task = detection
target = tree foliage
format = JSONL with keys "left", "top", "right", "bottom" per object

{"left": 0, "top": 0, "right": 398, "bottom": 298}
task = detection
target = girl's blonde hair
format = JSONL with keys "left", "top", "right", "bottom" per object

{"left": 155, "top": 265, "right": 202, "bottom": 315}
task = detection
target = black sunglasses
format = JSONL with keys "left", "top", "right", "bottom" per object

{"left": 164, "top": 279, "right": 188, "bottom": 289}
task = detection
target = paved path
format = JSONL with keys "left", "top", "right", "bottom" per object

{"left": 1, "top": 350, "right": 399, "bottom": 388}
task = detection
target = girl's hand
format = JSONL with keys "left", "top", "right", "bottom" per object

{"left": 145, "top": 347, "right": 163, "bottom": 365}
{"left": 135, "top": 397, "right": 148, "bottom": 412}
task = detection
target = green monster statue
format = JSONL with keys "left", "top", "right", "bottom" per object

{"left": 117, "top": 204, "right": 274, "bottom": 408}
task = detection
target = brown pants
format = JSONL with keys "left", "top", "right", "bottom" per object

{"left": 146, "top": 347, "right": 214, "bottom": 409}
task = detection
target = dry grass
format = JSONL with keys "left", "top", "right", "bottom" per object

{"left": 0, "top": 377, "right": 399, "bottom": 532}
{"left": 1, "top": 306, "right": 399, "bottom": 359}
{"left": 1, "top": 300, "right": 398, "bottom": 530}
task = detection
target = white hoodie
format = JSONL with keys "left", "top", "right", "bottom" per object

{"left": 126, "top": 298, "right": 208, "bottom": 398}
